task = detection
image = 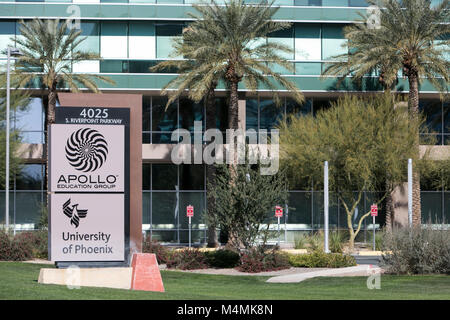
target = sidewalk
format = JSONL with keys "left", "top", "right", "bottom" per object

{"left": 266, "top": 265, "right": 382, "bottom": 283}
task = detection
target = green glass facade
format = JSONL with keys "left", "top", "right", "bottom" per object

{"left": 0, "top": 1, "right": 449, "bottom": 244}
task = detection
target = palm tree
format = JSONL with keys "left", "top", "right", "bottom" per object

{"left": 152, "top": 0, "right": 303, "bottom": 246}
{"left": 192, "top": 0, "right": 303, "bottom": 136}
{"left": 11, "top": 18, "right": 115, "bottom": 203}
{"left": 13, "top": 18, "right": 115, "bottom": 126}
{"left": 322, "top": 0, "right": 450, "bottom": 226}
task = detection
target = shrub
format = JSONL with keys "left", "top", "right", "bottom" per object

{"left": 0, "top": 230, "right": 12, "bottom": 260}
{"left": 237, "top": 247, "right": 290, "bottom": 273}
{"left": 306, "top": 232, "right": 323, "bottom": 252}
{"left": 374, "top": 230, "right": 384, "bottom": 251}
{"left": 288, "top": 250, "right": 356, "bottom": 268}
{"left": 142, "top": 237, "right": 170, "bottom": 264}
{"left": 14, "top": 231, "right": 48, "bottom": 259}
{"left": 329, "top": 231, "right": 343, "bottom": 253}
{"left": 166, "top": 248, "right": 208, "bottom": 270}
{"left": 0, "top": 229, "right": 33, "bottom": 261}
{"left": 294, "top": 234, "right": 307, "bottom": 249}
{"left": 204, "top": 249, "right": 240, "bottom": 268}
{"left": 381, "top": 226, "right": 450, "bottom": 275}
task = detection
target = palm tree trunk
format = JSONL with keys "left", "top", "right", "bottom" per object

{"left": 45, "top": 83, "right": 57, "bottom": 222}
{"left": 226, "top": 76, "right": 241, "bottom": 249}
{"left": 228, "top": 80, "right": 239, "bottom": 132}
{"left": 408, "top": 74, "right": 422, "bottom": 227}
{"left": 47, "top": 83, "right": 57, "bottom": 125}
{"left": 205, "top": 86, "right": 218, "bottom": 248}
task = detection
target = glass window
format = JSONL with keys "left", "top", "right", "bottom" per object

{"left": 14, "top": 97, "right": 44, "bottom": 132}
{"left": 179, "top": 98, "right": 204, "bottom": 132}
{"left": 259, "top": 98, "right": 284, "bottom": 130}
{"left": 156, "top": 24, "right": 183, "bottom": 59}
{"left": 286, "top": 98, "right": 312, "bottom": 116}
{"left": 151, "top": 192, "right": 178, "bottom": 226}
{"left": 323, "top": 0, "right": 347, "bottom": 6}
{"left": 322, "top": 24, "right": 347, "bottom": 60}
{"left": 143, "top": 96, "right": 151, "bottom": 132}
{"left": 295, "top": 24, "right": 321, "bottom": 61}
{"left": 142, "top": 163, "right": 151, "bottom": 190}
{"left": 246, "top": 99, "right": 258, "bottom": 131}
{"left": 273, "top": 0, "right": 294, "bottom": 5}
{"left": 142, "top": 192, "right": 151, "bottom": 225}
{"left": 157, "top": 0, "right": 184, "bottom": 3}
{"left": 294, "top": 0, "right": 322, "bottom": 5}
{"left": 444, "top": 102, "right": 449, "bottom": 133}
{"left": 444, "top": 193, "right": 450, "bottom": 225}
{"left": 419, "top": 100, "right": 443, "bottom": 133}
{"left": 295, "top": 62, "right": 322, "bottom": 75}
{"left": 215, "top": 98, "right": 229, "bottom": 131}
{"left": 152, "top": 97, "right": 178, "bottom": 132}
{"left": 100, "top": 60, "right": 128, "bottom": 73}
{"left": 15, "top": 164, "right": 44, "bottom": 190}
{"left": 268, "top": 27, "right": 294, "bottom": 60}
{"left": 180, "top": 165, "right": 205, "bottom": 190}
{"left": 0, "top": 20, "right": 16, "bottom": 59}
{"left": 288, "top": 192, "right": 312, "bottom": 226}
{"left": 14, "top": 192, "right": 44, "bottom": 225}
{"left": 129, "top": 21, "right": 156, "bottom": 59}
{"left": 313, "top": 98, "right": 336, "bottom": 116}
{"left": 77, "top": 22, "right": 99, "bottom": 55}
{"left": 179, "top": 192, "right": 205, "bottom": 227}
{"left": 129, "top": 60, "right": 156, "bottom": 73}
{"left": 349, "top": 0, "right": 369, "bottom": 6}
{"left": 101, "top": 22, "right": 128, "bottom": 59}
{"left": 421, "top": 192, "right": 443, "bottom": 224}
{"left": 152, "top": 164, "right": 178, "bottom": 190}
{"left": 152, "top": 132, "right": 178, "bottom": 144}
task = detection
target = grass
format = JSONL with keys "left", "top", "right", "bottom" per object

{"left": 0, "top": 262, "right": 449, "bottom": 300}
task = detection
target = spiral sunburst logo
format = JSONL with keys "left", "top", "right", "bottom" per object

{"left": 65, "top": 128, "right": 108, "bottom": 172}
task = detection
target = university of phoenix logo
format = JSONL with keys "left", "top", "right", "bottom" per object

{"left": 65, "top": 128, "right": 108, "bottom": 172}
{"left": 63, "top": 198, "right": 88, "bottom": 228}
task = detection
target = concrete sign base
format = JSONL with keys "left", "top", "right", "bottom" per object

{"left": 38, "top": 253, "right": 164, "bottom": 292}
{"left": 38, "top": 267, "right": 133, "bottom": 290}
{"left": 131, "top": 253, "right": 165, "bottom": 292}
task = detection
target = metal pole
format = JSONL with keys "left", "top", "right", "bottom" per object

{"left": 277, "top": 216, "right": 280, "bottom": 246}
{"left": 324, "top": 161, "right": 329, "bottom": 253}
{"left": 284, "top": 204, "right": 288, "bottom": 243}
{"left": 373, "top": 215, "right": 376, "bottom": 251}
{"left": 5, "top": 47, "right": 11, "bottom": 231}
{"left": 408, "top": 158, "right": 413, "bottom": 228}
{"left": 189, "top": 216, "right": 191, "bottom": 248}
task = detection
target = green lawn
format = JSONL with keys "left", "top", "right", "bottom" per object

{"left": 0, "top": 262, "right": 449, "bottom": 300}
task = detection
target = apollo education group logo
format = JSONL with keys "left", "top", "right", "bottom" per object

{"left": 50, "top": 124, "right": 125, "bottom": 192}
{"left": 65, "top": 128, "right": 108, "bottom": 172}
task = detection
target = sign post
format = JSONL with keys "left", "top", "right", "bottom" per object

{"left": 186, "top": 205, "right": 194, "bottom": 248}
{"left": 284, "top": 204, "right": 288, "bottom": 243}
{"left": 324, "top": 161, "right": 329, "bottom": 253}
{"left": 275, "top": 206, "right": 283, "bottom": 246}
{"left": 371, "top": 204, "right": 378, "bottom": 251}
